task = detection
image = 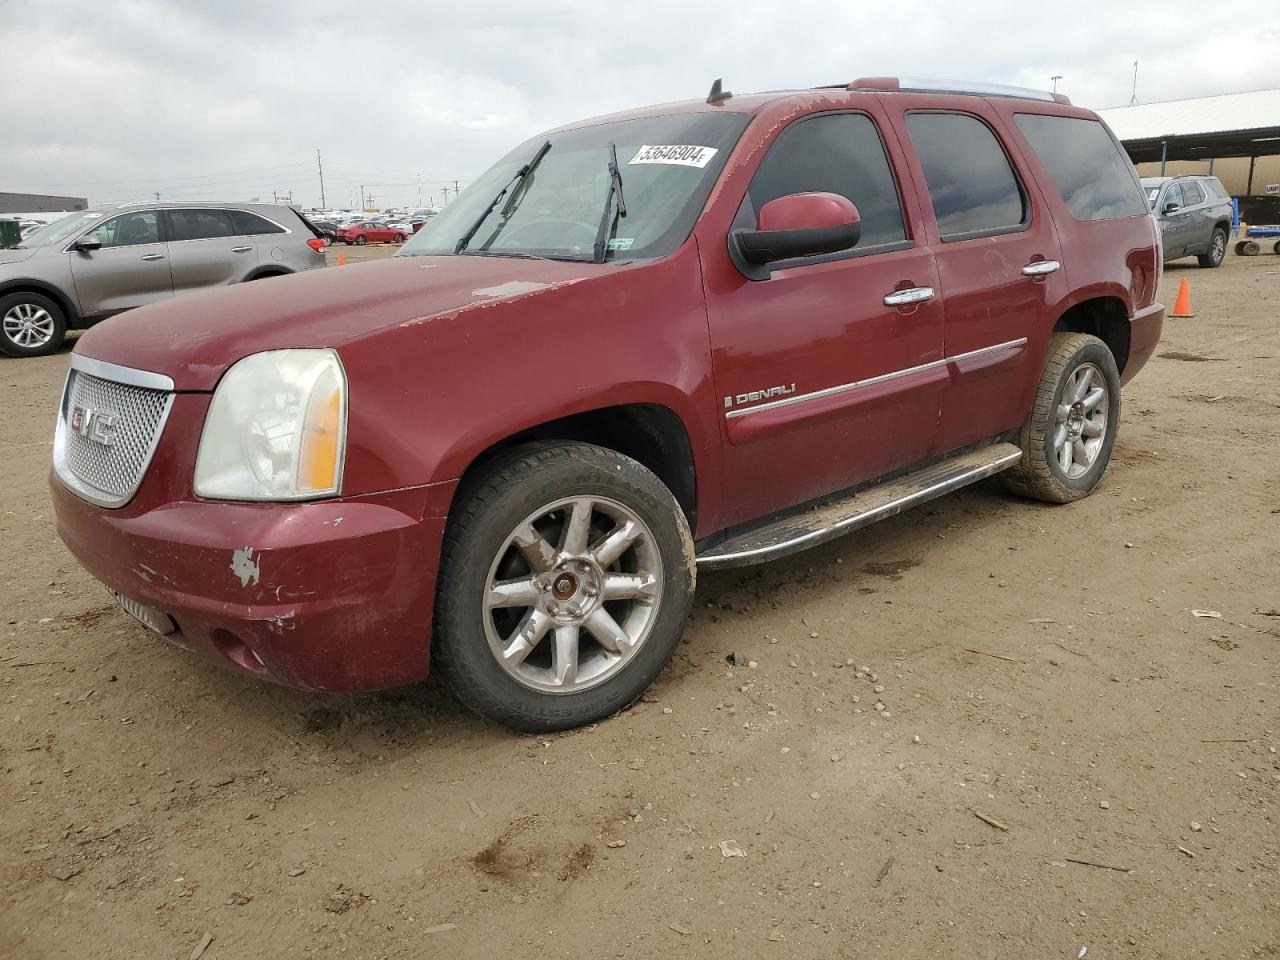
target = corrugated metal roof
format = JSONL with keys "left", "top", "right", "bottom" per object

{"left": 1098, "top": 89, "right": 1280, "bottom": 141}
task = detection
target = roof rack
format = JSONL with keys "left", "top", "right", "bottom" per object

{"left": 846, "top": 77, "right": 1071, "bottom": 105}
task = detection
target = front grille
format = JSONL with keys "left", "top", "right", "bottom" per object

{"left": 55, "top": 360, "right": 174, "bottom": 507}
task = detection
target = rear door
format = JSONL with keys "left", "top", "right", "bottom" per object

{"left": 67, "top": 210, "right": 173, "bottom": 317}
{"left": 1178, "top": 180, "right": 1211, "bottom": 253}
{"left": 702, "top": 103, "right": 945, "bottom": 523}
{"left": 889, "top": 99, "right": 1066, "bottom": 453}
{"left": 165, "top": 208, "right": 256, "bottom": 294}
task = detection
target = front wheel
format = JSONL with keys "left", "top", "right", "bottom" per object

{"left": 1002, "top": 332, "right": 1121, "bottom": 504}
{"left": 1198, "top": 228, "right": 1227, "bottom": 267}
{"left": 0, "top": 291, "right": 67, "bottom": 358}
{"left": 432, "top": 443, "right": 695, "bottom": 732}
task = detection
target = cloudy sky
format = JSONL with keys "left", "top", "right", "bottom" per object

{"left": 3, "top": 0, "right": 1277, "bottom": 210}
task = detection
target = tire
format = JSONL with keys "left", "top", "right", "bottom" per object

{"left": 1001, "top": 333, "right": 1121, "bottom": 504}
{"left": 322, "top": 235, "right": 333, "bottom": 247}
{"left": 394, "top": 233, "right": 406, "bottom": 243}
{"left": 1197, "top": 228, "right": 1227, "bottom": 268}
{"left": 355, "top": 235, "right": 366, "bottom": 246}
{"left": 1239, "top": 240, "right": 1261, "bottom": 257}
{"left": 0, "top": 291, "right": 67, "bottom": 358}
{"left": 433, "top": 442, "right": 696, "bottom": 732}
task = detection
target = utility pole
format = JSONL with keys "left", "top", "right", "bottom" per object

{"left": 154, "top": 191, "right": 161, "bottom": 201}
{"left": 441, "top": 186, "right": 449, "bottom": 205}
{"left": 360, "top": 185, "right": 366, "bottom": 210}
{"left": 416, "top": 174, "right": 422, "bottom": 207}
{"left": 1050, "top": 74, "right": 1062, "bottom": 93}
{"left": 316, "top": 149, "right": 326, "bottom": 209}
{"left": 1128, "top": 61, "right": 1139, "bottom": 106}
{"left": 454, "top": 179, "right": 460, "bottom": 198}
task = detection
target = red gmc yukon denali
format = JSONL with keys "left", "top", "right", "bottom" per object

{"left": 50, "top": 78, "right": 1163, "bottom": 731}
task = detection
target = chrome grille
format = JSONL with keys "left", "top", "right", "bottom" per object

{"left": 54, "top": 357, "right": 174, "bottom": 508}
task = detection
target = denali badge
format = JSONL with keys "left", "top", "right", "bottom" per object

{"left": 724, "top": 384, "right": 796, "bottom": 410}
{"left": 69, "top": 404, "right": 119, "bottom": 447}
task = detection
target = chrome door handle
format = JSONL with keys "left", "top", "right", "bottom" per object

{"left": 140, "top": 253, "right": 166, "bottom": 262}
{"left": 231, "top": 246, "right": 253, "bottom": 254}
{"left": 1022, "top": 260, "right": 1060, "bottom": 276}
{"left": 883, "top": 286, "right": 935, "bottom": 307}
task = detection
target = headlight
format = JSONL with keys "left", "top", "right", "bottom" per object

{"left": 194, "top": 349, "right": 347, "bottom": 501}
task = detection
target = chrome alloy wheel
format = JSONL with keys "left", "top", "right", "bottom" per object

{"left": 3, "top": 303, "right": 55, "bottom": 349}
{"left": 1053, "top": 362, "right": 1108, "bottom": 479}
{"left": 483, "top": 496, "right": 663, "bottom": 694}
{"left": 1210, "top": 231, "right": 1226, "bottom": 264}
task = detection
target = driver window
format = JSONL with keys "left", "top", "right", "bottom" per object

{"left": 744, "top": 113, "right": 907, "bottom": 249}
{"left": 86, "top": 211, "right": 161, "bottom": 248}
{"left": 1163, "top": 184, "right": 1185, "bottom": 209}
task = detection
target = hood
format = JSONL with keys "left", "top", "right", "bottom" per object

{"left": 74, "top": 255, "right": 609, "bottom": 391}
{"left": 0, "top": 246, "right": 38, "bottom": 266}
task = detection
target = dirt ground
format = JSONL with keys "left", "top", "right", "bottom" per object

{"left": 2, "top": 250, "right": 1277, "bottom": 960}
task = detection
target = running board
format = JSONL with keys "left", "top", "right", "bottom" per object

{"left": 695, "top": 443, "right": 1022, "bottom": 570}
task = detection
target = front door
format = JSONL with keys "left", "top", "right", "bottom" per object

{"left": 68, "top": 210, "right": 173, "bottom": 317}
{"left": 701, "top": 107, "right": 945, "bottom": 526}
{"left": 1158, "top": 182, "right": 1194, "bottom": 258}
{"left": 165, "top": 208, "right": 257, "bottom": 294}
{"left": 890, "top": 101, "right": 1067, "bottom": 453}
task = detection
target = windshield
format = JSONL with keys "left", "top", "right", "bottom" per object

{"left": 14, "top": 210, "right": 107, "bottom": 248}
{"left": 399, "top": 111, "right": 750, "bottom": 261}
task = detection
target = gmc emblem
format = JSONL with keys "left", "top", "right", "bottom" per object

{"left": 69, "top": 404, "right": 119, "bottom": 447}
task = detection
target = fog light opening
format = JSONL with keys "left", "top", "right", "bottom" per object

{"left": 210, "top": 629, "right": 268, "bottom": 674}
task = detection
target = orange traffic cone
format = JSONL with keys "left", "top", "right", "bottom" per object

{"left": 1171, "top": 277, "right": 1193, "bottom": 318}
{"left": 336, "top": 250, "right": 346, "bottom": 266}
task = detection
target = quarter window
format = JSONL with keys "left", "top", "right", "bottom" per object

{"left": 906, "top": 112, "right": 1026, "bottom": 239}
{"left": 229, "top": 209, "right": 286, "bottom": 235}
{"left": 167, "top": 209, "right": 235, "bottom": 242}
{"left": 1013, "top": 114, "right": 1148, "bottom": 221}
{"left": 746, "top": 113, "right": 907, "bottom": 250}
{"left": 85, "top": 211, "right": 161, "bottom": 248}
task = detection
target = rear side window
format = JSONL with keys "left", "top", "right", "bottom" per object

{"left": 1181, "top": 181, "right": 1206, "bottom": 206}
{"left": 1014, "top": 114, "right": 1147, "bottom": 221}
{"left": 167, "top": 209, "right": 235, "bottom": 242}
{"left": 747, "top": 113, "right": 907, "bottom": 249}
{"left": 906, "top": 112, "right": 1025, "bottom": 240}
{"left": 229, "top": 209, "right": 286, "bottom": 235}
{"left": 1204, "top": 177, "right": 1231, "bottom": 200}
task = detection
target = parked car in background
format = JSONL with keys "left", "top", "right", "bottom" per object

{"left": 336, "top": 220, "right": 407, "bottom": 245}
{"left": 0, "top": 201, "right": 326, "bottom": 357}
{"left": 309, "top": 220, "right": 339, "bottom": 245}
{"left": 1142, "top": 175, "right": 1234, "bottom": 267}
{"left": 50, "top": 78, "right": 1162, "bottom": 731}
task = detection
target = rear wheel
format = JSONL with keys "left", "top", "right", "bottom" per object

{"left": 355, "top": 235, "right": 367, "bottom": 246}
{"left": 394, "top": 232, "right": 406, "bottom": 243}
{"left": 0, "top": 291, "right": 66, "bottom": 358}
{"left": 1002, "top": 333, "right": 1120, "bottom": 504}
{"left": 1238, "top": 240, "right": 1261, "bottom": 257}
{"left": 1198, "top": 228, "right": 1227, "bottom": 267}
{"left": 432, "top": 443, "right": 695, "bottom": 732}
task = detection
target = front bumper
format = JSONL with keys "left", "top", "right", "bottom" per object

{"left": 1122, "top": 301, "right": 1164, "bottom": 386}
{"left": 51, "top": 475, "right": 451, "bottom": 692}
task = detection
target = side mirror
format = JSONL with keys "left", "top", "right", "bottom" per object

{"left": 72, "top": 236, "right": 102, "bottom": 252}
{"left": 730, "top": 192, "right": 861, "bottom": 280}
{"left": 1161, "top": 200, "right": 1180, "bottom": 215}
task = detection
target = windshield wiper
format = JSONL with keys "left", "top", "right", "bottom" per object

{"left": 454, "top": 140, "right": 552, "bottom": 254}
{"left": 592, "top": 141, "right": 627, "bottom": 264}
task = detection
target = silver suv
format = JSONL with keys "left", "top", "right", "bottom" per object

{"left": 0, "top": 202, "right": 326, "bottom": 357}
{"left": 1142, "top": 175, "right": 1234, "bottom": 268}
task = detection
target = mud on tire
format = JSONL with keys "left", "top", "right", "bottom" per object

{"left": 1002, "top": 332, "right": 1121, "bottom": 504}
